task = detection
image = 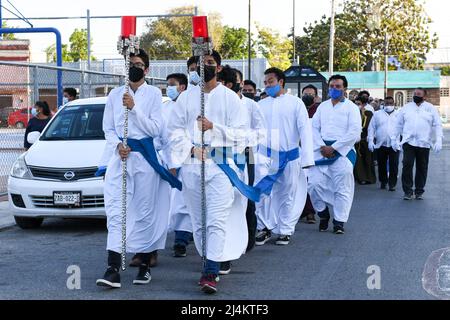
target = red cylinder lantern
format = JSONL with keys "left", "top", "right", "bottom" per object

{"left": 121, "top": 16, "right": 137, "bottom": 38}
{"left": 192, "top": 16, "right": 209, "bottom": 38}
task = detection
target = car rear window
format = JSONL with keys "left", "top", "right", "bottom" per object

{"left": 41, "top": 104, "right": 105, "bottom": 141}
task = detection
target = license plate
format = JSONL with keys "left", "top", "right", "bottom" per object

{"left": 53, "top": 191, "right": 81, "bottom": 206}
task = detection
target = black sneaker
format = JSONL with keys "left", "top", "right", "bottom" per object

{"left": 133, "top": 264, "right": 151, "bottom": 285}
{"left": 275, "top": 235, "right": 290, "bottom": 245}
{"left": 219, "top": 261, "right": 231, "bottom": 275}
{"left": 380, "top": 183, "right": 387, "bottom": 190}
{"left": 319, "top": 219, "right": 329, "bottom": 232}
{"left": 403, "top": 193, "right": 413, "bottom": 200}
{"left": 415, "top": 193, "right": 424, "bottom": 200}
{"left": 388, "top": 187, "right": 396, "bottom": 192}
{"left": 173, "top": 244, "right": 187, "bottom": 257}
{"left": 96, "top": 266, "right": 121, "bottom": 288}
{"left": 333, "top": 225, "right": 345, "bottom": 234}
{"left": 255, "top": 228, "right": 271, "bottom": 245}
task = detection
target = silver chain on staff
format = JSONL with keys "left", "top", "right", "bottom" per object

{"left": 117, "top": 35, "right": 139, "bottom": 271}
{"left": 199, "top": 54, "right": 207, "bottom": 268}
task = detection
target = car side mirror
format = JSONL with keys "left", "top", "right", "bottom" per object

{"left": 27, "top": 131, "right": 41, "bottom": 145}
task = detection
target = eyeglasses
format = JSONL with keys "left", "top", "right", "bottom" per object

{"left": 130, "top": 62, "right": 145, "bottom": 69}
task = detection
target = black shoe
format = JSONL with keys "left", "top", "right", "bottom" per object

{"left": 403, "top": 193, "right": 413, "bottom": 200}
{"left": 275, "top": 235, "right": 291, "bottom": 245}
{"left": 96, "top": 266, "right": 121, "bottom": 288}
{"left": 173, "top": 244, "right": 187, "bottom": 257}
{"left": 255, "top": 228, "right": 271, "bottom": 245}
{"left": 415, "top": 193, "right": 424, "bottom": 200}
{"left": 389, "top": 187, "right": 396, "bottom": 192}
{"left": 380, "top": 183, "right": 387, "bottom": 190}
{"left": 319, "top": 219, "right": 329, "bottom": 232}
{"left": 333, "top": 225, "right": 345, "bottom": 234}
{"left": 133, "top": 264, "right": 151, "bottom": 285}
{"left": 219, "top": 261, "right": 231, "bottom": 275}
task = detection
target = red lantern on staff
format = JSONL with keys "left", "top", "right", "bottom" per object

{"left": 192, "top": 16, "right": 209, "bottom": 39}
{"left": 121, "top": 16, "right": 137, "bottom": 38}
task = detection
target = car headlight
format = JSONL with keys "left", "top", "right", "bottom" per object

{"left": 10, "top": 155, "right": 32, "bottom": 179}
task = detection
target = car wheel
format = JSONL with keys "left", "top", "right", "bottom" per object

{"left": 14, "top": 216, "right": 44, "bottom": 229}
{"left": 15, "top": 122, "right": 24, "bottom": 129}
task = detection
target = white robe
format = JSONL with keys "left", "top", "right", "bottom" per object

{"left": 307, "top": 98, "right": 361, "bottom": 223}
{"left": 167, "top": 83, "right": 249, "bottom": 262}
{"left": 102, "top": 82, "right": 171, "bottom": 254}
{"left": 254, "top": 93, "right": 314, "bottom": 236}
{"left": 160, "top": 99, "right": 192, "bottom": 234}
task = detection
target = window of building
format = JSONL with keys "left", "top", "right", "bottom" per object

{"left": 440, "top": 88, "right": 450, "bottom": 97}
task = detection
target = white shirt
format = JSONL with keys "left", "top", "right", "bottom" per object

{"left": 368, "top": 109, "right": 399, "bottom": 148}
{"left": 241, "top": 96, "right": 266, "bottom": 147}
{"left": 167, "top": 83, "right": 248, "bottom": 168}
{"left": 258, "top": 93, "right": 314, "bottom": 167}
{"left": 364, "top": 104, "right": 375, "bottom": 114}
{"left": 391, "top": 101, "right": 443, "bottom": 149}
{"left": 311, "top": 98, "right": 362, "bottom": 159}
{"left": 103, "top": 82, "right": 164, "bottom": 146}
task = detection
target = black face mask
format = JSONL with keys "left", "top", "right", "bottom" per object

{"left": 302, "top": 95, "right": 315, "bottom": 107}
{"left": 413, "top": 96, "right": 424, "bottom": 104}
{"left": 243, "top": 92, "right": 256, "bottom": 100}
{"left": 129, "top": 66, "right": 144, "bottom": 82}
{"left": 359, "top": 96, "right": 369, "bottom": 104}
{"left": 230, "top": 82, "right": 241, "bottom": 93}
{"left": 197, "top": 65, "right": 217, "bottom": 83}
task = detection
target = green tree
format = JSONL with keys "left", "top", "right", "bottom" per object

{"left": 256, "top": 25, "right": 293, "bottom": 70}
{"left": 1, "top": 21, "right": 17, "bottom": 40}
{"left": 219, "top": 26, "right": 255, "bottom": 59}
{"left": 45, "top": 29, "right": 95, "bottom": 63}
{"left": 140, "top": 6, "right": 223, "bottom": 60}
{"left": 295, "top": 0, "right": 437, "bottom": 71}
{"left": 441, "top": 66, "right": 450, "bottom": 76}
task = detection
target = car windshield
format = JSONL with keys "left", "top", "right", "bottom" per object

{"left": 41, "top": 104, "right": 105, "bottom": 141}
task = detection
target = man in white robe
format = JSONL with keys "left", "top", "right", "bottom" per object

{"left": 96, "top": 49, "right": 178, "bottom": 288}
{"left": 215, "top": 66, "right": 266, "bottom": 274}
{"left": 254, "top": 67, "right": 314, "bottom": 246}
{"left": 307, "top": 75, "right": 362, "bottom": 235}
{"left": 167, "top": 50, "right": 249, "bottom": 294}
{"left": 162, "top": 73, "right": 193, "bottom": 258}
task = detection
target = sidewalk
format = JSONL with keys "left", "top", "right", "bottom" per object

{"left": 0, "top": 197, "right": 15, "bottom": 230}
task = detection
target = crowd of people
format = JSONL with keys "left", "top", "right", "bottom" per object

{"left": 94, "top": 48, "right": 444, "bottom": 294}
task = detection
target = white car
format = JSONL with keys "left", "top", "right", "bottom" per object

{"left": 8, "top": 97, "right": 108, "bottom": 229}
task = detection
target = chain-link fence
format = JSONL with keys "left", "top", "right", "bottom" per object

{"left": 0, "top": 61, "right": 165, "bottom": 195}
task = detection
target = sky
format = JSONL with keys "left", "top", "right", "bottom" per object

{"left": 1, "top": 0, "right": 449, "bottom": 63}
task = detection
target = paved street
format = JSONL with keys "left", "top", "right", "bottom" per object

{"left": 0, "top": 130, "right": 449, "bottom": 300}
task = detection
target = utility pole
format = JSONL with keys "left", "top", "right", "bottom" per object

{"left": 247, "top": 0, "right": 251, "bottom": 80}
{"left": 384, "top": 32, "right": 388, "bottom": 98}
{"left": 329, "top": 0, "right": 336, "bottom": 75}
{"left": 87, "top": 9, "right": 91, "bottom": 70}
{"left": 292, "top": 0, "right": 296, "bottom": 65}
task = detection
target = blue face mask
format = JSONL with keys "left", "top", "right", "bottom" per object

{"left": 265, "top": 83, "right": 281, "bottom": 98}
{"left": 329, "top": 88, "right": 344, "bottom": 100}
{"left": 166, "top": 85, "right": 180, "bottom": 101}
{"left": 189, "top": 71, "right": 201, "bottom": 85}
{"left": 31, "top": 108, "right": 38, "bottom": 117}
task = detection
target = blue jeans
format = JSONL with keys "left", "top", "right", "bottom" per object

{"left": 204, "top": 259, "right": 220, "bottom": 276}
{"left": 174, "top": 230, "right": 192, "bottom": 247}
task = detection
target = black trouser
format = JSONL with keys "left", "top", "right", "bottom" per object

{"left": 401, "top": 143, "right": 430, "bottom": 196}
{"left": 377, "top": 146, "right": 400, "bottom": 188}
{"left": 245, "top": 147, "right": 257, "bottom": 252}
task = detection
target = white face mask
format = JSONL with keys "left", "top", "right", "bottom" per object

{"left": 63, "top": 97, "right": 69, "bottom": 105}
{"left": 384, "top": 105, "right": 394, "bottom": 113}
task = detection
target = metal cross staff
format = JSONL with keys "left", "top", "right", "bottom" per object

{"left": 117, "top": 16, "right": 139, "bottom": 271}
{"left": 192, "top": 16, "right": 212, "bottom": 268}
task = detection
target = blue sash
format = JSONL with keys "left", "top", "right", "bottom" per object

{"left": 314, "top": 140, "right": 356, "bottom": 166}
{"left": 253, "top": 146, "right": 300, "bottom": 196}
{"left": 95, "top": 137, "right": 182, "bottom": 191}
{"left": 210, "top": 147, "right": 260, "bottom": 202}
